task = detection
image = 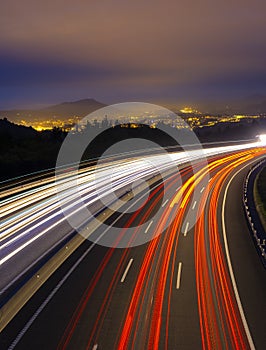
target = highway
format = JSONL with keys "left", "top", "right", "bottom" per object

{"left": 1, "top": 142, "right": 266, "bottom": 349}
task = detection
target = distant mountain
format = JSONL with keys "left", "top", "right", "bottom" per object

{"left": 41, "top": 98, "right": 106, "bottom": 117}
{"left": 0, "top": 98, "right": 106, "bottom": 123}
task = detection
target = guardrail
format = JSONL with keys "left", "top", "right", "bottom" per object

{"left": 243, "top": 159, "right": 266, "bottom": 268}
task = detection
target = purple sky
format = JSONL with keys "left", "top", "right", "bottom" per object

{"left": 1, "top": 0, "right": 266, "bottom": 109}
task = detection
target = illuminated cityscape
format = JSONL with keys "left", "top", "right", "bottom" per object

{"left": 1, "top": 105, "right": 264, "bottom": 132}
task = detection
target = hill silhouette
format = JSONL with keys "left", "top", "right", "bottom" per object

{"left": 0, "top": 119, "right": 66, "bottom": 181}
{"left": 0, "top": 118, "right": 37, "bottom": 138}
{"left": 41, "top": 98, "right": 106, "bottom": 117}
{"left": 0, "top": 98, "right": 106, "bottom": 123}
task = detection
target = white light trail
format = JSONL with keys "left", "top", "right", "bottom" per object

{"left": 0, "top": 141, "right": 263, "bottom": 268}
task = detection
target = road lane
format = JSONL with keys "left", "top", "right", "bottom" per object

{"left": 1, "top": 145, "right": 266, "bottom": 350}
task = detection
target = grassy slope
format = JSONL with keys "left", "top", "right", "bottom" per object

{"left": 254, "top": 166, "right": 266, "bottom": 231}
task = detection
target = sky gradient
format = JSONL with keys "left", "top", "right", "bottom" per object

{"left": 1, "top": 0, "right": 266, "bottom": 109}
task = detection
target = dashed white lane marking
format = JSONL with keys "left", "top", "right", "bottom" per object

{"left": 184, "top": 222, "right": 189, "bottom": 236}
{"left": 176, "top": 262, "right": 183, "bottom": 289}
{"left": 200, "top": 186, "right": 205, "bottom": 193}
{"left": 145, "top": 220, "right": 153, "bottom": 233}
{"left": 192, "top": 200, "right": 197, "bottom": 210}
{"left": 162, "top": 199, "right": 169, "bottom": 207}
{"left": 120, "top": 258, "right": 134, "bottom": 283}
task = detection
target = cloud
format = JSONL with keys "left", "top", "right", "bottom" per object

{"left": 0, "top": 0, "right": 266, "bottom": 107}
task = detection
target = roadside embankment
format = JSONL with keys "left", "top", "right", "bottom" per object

{"left": 254, "top": 166, "right": 266, "bottom": 231}
{"left": 243, "top": 159, "right": 266, "bottom": 268}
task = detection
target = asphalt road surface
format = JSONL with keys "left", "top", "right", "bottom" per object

{"left": 1, "top": 144, "right": 266, "bottom": 350}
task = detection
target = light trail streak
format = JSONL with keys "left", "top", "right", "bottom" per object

{"left": 2, "top": 141, "right": 235, "bottom": 275}
{"left": 0, "top": 162, "right": 165, "bottom": 265}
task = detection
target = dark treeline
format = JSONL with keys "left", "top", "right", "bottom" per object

{"left": 0, "top": 118, "right": 65, "bottom": 181}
